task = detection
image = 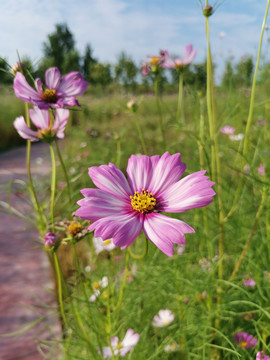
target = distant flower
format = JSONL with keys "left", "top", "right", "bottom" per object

{"left": 219, "top": 31, "right": 226, "bottom": 39}
{"left": 265, "top": 25, "right": 270, "bottom": 30}
{"left": 127, "top": 99, "right": 138, "bottom": 112}
{"left": 101, "top": 329, "right": 140, "bottom": 358}
{"left": 141, "top": 50, "right": 168, "bottom": 76}
{"left": 93, "top": 237, "right": 116, "bottom": 254}
{"left": 220, "top": 125, "right": 235, "bottom": 135}
{"left": 14, "top": 107, "right": 69, "bottom": 143}
{"left": 152, "top": 309, "right": 174, "bottom": 327}
{"left": 229, "top": 133, "right": 244, "bottom": 141}
{"left": 90, "top": 276, "right": 108, "bottom": 302}
{"left": 176, "top": 243, "right": 186, "bottom": 255}
{"left": 243, "top": 278, "right": 256, "bottom": 287}
{"left": 162, "top": 45, "right": 197, "bottom": 70}
{"left": 10, "top": 61, "right": 25, "bottom": 76}
{"left": 199, "top": 257, "right": 211, "bottom": 272}
{"left": 85, "top": 265, "right": 91, "bottom": 273}
{"left": 243, "top": 164, "right": 250, "bottom": 175}
{"left": 13, "top": 67, "right": 88, "bottom": 109}
{"left": 164, "top": 342, "right": 180, "bottom": 352}
{"left": 234, "top": 332, "right": 258, "bottom": 349}
{"left": 257, "top": 120, "right": 266, "bottom": 126}
{"left": 75, "top": 152, "right": 215, "bottom": 257}
{"left": 44, "top": 232, "right": 57, "bottom": 248}
{"left": 256, "top": 351, "right": 270, "bottom": 360}
{"left": 258, "top": 164, "right": 265, "bottom": 176}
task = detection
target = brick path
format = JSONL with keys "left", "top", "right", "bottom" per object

{"left": 0, "top": 144, "right": 61, "bottom": 360}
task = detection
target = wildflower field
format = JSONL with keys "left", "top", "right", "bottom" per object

{"left": 1, "top": 2, "right": 270, "bottom": 360}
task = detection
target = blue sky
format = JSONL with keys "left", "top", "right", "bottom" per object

{"left": 1, "top": 0, "right": 270, "bottom": 80}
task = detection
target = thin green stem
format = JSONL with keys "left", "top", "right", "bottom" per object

{"left": 230, "top": 185, "right": 267, "bottom": 281}
{"left": 115, "top": 251, "right": 130, "bottom": 318}
{"left": 128, "top": 236, "right": 148, "bottom": 260}
{"left": 176, "top": 72, "right": 184, "bottom": 123}
{"left": 49, "top": 143, "right": 56, "bottom": 232}
{"left": 224, "top": 0, "right": 270, "bottom": 222}
{"left": 53, "top": 251, "right": 67, "bottom": 331}
{"left": 154, "top": 78, "right": 166, "bottom": 149}
{"left": 24, "top": 103, "right": 44, "bottom": 230}
{"left": 134, "top": 112, "right": 147, "bottom": 154}
{"left": 54, "top": 140, "right": 72, "bottom": 205}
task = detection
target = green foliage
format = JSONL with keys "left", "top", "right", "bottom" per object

{"left": 90, "top": 62, "right": 113, "bottom": 87}
{"left": 114, "top": 52, "right": 138, "bottom": 91}
{"left": 82, "top": 43, "right": 98, "bottom": 82}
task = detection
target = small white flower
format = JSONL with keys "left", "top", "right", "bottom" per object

{"left": 93, "top": 237, "right": 116, "bottom": 254}
{"left": 229, "top": 133, "right": 244, "bottom": 141}
{"left": 35, "top": 157, "right": 44, "bottom": 165}
{"left": 164, "top": 342, "right": 180, "bottom": 352}
{"left": 80, "top": 142, "right": 87, "bottom": 148}
{"left": 85, "top": 265, "right": 91, "bottom": 273}
{"left": 89, "top": 276, "right": 108, "bottom": 302}
{"left": 90, "top": 290, "right": 100, "bottom": 303}
{"left": 102, "top": 329, "right": 140, "bottom": 358}
{"left": 176, "top": 244, "right": 186, "bottom": 255}
{"left": 69, "top": 167, "right": 76, "bottom": 175}
{"left": 152, "top": 309, "right": 174, "bottom": 328}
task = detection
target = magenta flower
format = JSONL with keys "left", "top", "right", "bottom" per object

{"left": 44, "top": 232, "right": 57, "bottom": 248}
{"left": 258, "top": 164, "right": 265, "bottom": 176}
{"left": 220, "top": 125, "right": 235, "bottom": 135}
{"left": 75, "top": 152, "right": 215, "bottom": 257}
{"left": 14, "top": 107, "right": 69, "bottom": 143}
{"left": 257, "top": 351, "right": 270, "bottom": 360}
{"left": 13, "top": 67, "right": 88, "bottom": 109}
{"left": 141, "top": 50, "right": 168, "bottom": 76}
{"left": 162, "top": 45, "right": 197, "bottom": 70}
{"left": 101, "top": 329, "right": 140, "bottom": 358}
{"left": 234, "top": 332, "right": 258, "bottom": 349}
{"left": 243, "top": 278, "right": 256, "bottom": 287}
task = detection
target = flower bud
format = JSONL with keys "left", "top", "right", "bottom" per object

{"left": 44, "top": 232, "right": 57, "bottom": 248}
{"left": 203, "top": 5, "right": 213, "bottom": 17}
{"left": 11, "top": 62, "right": 25, "bottom": 76}
{"left": 127, "top": 99, "right": 138, "bottom": 113}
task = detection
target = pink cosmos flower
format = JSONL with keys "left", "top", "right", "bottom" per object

{"left": 152, "top": 309, "right": 174, "bottom": 327}
{"left": 162, "top": 45, "right": 197, "bottom": 69}
{"left": 44, "top": 232, "right": 57, "bottom": 248}
{"left": 101, "top": 329, "right": 140, "bottom": 358}
{"left": 14, "top": 107, "right": 69, "bottom": 142}
{"left": 75, "top": 152, "right": 215, "bottom": 257}
{"left": 243, "top": 278, "right": 256, "bottom": 287}
{"left": 220, "top": 125, "right": 235, "bottom": 135}
{"left": 258, "top": 164, "right": 265, "bottom": 176}
{"left": 13, "top": 67, "right": 88, "bottom": 109}
{"left": 141, "top": 50, "right": 168, "bottom": 76}
{"left": 256, "top": 351, "right": 270, "bottom": 360}
{"left": 234, "top": 332, "right": 258, "bottom": 348}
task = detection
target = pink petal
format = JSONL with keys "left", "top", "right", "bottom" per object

{"left": 45, "top": 67, "right": 61, "bottom": 89}
{"left": 13, "top": 73, "right": 41, "bottom": 103}
{"left": 143, "top": 213, "right": 194, "bottom": 256}
{"left": 29, "top": 107, "right": 50, "bottom": 130}
{"left": 52, "top": 108, "right": 69, "bottom": 139}
{"left": 75, "top": 188, "right": 129, "bottom": 221}
{"left": 102, "top": 346, "right": 112, "bottom": 358}
{"left": 182, "top": 44, "right": 197, "bottom": 65}
{"left": 122, "top": 329, "right": 140, "bottom": 347}
{"left": 89, "top": 212, "right": 143, "bottom": 249}
{"left": 57, "top": 71, "right": 88, "bottom": 96}
{"left": 13, "top": 116, "right": 39, "bottom": 141}
{"left": 158, "top": 170, "right": 215, "bottom": 213}
{"left": 35, "top": 78, "right": 43, "bottom": 94}
{"left": 126, "top": 155, "right": 154, "bottom": 193}
{"left": 89, "top": 163, "right": 132, "bottom": 198}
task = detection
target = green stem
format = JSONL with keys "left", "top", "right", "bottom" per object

{"left": 128, "top": 236, "right": 148, "bottom": 260}
{"left": 115, "top": 251, "right": 130, "bottom": 318}
{"left": 49, "top": 143, "right": 56, "bottom": 232}
{"left": 230, "top": 185, "right": 267, "bottom": 280}
{"left": 176, "top": 72, "right": 184, "bottom": 123}
{"left": 154, "top": 78, "right": 166, "bottom": 149}
{"left": 54, "top": 140, "right": 72, "bottom": 205}
{"left": 53, "top": 251, "right": 67, "bottom": 331}
{"left": 24, "top": 103, "right": 44, "bottom": 230}
{"left": 224, "top": 0, "right": 270, "bottom": 222}
{"left": 134, "top": 113, "right": 147, "bottom": 154}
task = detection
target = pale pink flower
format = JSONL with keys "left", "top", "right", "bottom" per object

{"left": 220, "top": 125, "right": 235, "bottom": 135}
{"left": 234, "top": 332, "right": 257, "bottom": 348}
{"left": 176, "top": 243, "right": 186, "bottom": 255}
{"left": 256, "top": 351, "right": 270, "bottom": 360}
{"left": 90, "top": 276, "right": 108, "bottom": 302}
{"left": 243, "top": 278, "right": 256, "bottom": 287}
{"left": 93, "top": 237, "right": 116, "bottom": 254}
{"left": 102, "top": 329, "right": 140, "bottom": 358}
{"left": 258, "top": 164, "right": 265, "bottom": 176}
{"left": 152, "top": 309, "right": 174, "bottom": 328}
{"left": 229, "top": 133, "right": 244, "bottom": 141}
{"left": 162, "top": 45, "right": 197, "bottom": 69}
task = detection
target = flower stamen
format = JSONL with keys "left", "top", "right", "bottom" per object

{"left": 42, "top": 88, "right": 58, "bottom": 103}
{"left": 130, "top": 189, "right": 156, "bottom": 214}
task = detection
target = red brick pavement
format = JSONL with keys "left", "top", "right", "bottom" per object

{"left": 0, "top": 144, "right": 61, "bottom": 360}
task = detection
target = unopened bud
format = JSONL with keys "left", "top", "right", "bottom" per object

{"left": 127, "top": 99, "right": 138, "bottom": 112}
{"left": 11, "top": 62, "right": 25, "bottom": 76}
{"left": 44, "top": 232, "right": 57, "bottom": 248}
{"left": 203, "top": 5, "right": 213, "bottom": 17}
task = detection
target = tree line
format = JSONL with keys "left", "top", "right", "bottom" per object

{"left": 0, "top": 23, "right": 261, "bottom": 92}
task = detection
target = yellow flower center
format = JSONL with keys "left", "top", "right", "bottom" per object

{"left": 67, "top": 221, "right": 83, "bottom": 236}
{"left": 163, "top": 319, "right": 169, "bottom": 326}
{"left": 92, "top": 282, "right": 100, "bottom": 290}
{"left": 169, "top": 342, "right": 179, "bottom": 351}
{"left": 239, "top": 341, "right": 248, "bottom": 348}
{"left": 150, "top": 56, "right": 160, "bottom": 65}
{"left": 38, "top": 127, "right": 57, "bottom": 140}
{"left": 42, "top": 88, "right": 58, "bottom": 103}
{"left": 115, "top": 342, "right": 123, "bottom": 350}
{"left": 103, "top": 239, "right": 111, "bottom": 245}
{"left": 130, "top": 189, "right": 156, "bottom": 214}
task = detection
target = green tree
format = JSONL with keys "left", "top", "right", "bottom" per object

{"left": 114, "top": 52, "right": 138, "bottom": 90}
{"left": 42, "top": 23, "right": 79, "bottom": 73}
{"left": 82, "top": 44, "right": 97, "bottom": 82}
{"left": 91, "top": 63, "right": 112, "bottom": 87}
